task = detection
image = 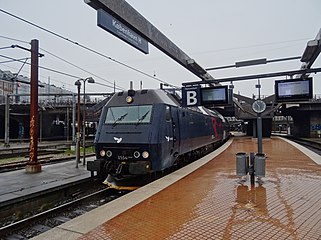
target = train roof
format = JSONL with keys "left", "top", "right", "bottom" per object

{"left": 106, "top": 89, "right": 181, "bottom": 107}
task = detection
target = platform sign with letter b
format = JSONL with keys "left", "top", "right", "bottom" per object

{"left": 182, "top": 86, "right": 201, "bottom": 107}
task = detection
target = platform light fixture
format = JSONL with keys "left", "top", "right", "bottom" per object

{"left": 74, "top": 79, "right": 81, "bottom": 168}
{"left": 81, "top": 77, "right": 95, "bottom": 166}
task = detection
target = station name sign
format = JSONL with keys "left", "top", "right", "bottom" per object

{"left": 97, "top": 9, "right": 149, "bottom": 54}
{"left": 182, "top": 85, "right": 229, "bottom": 107}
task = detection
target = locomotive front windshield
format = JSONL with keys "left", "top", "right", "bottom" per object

{"left": 105, "top": 105, "right": 153, "bottom": 125}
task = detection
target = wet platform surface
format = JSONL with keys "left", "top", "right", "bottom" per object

{"left": 77, "top": 137, "right": 321, "bottom": 240}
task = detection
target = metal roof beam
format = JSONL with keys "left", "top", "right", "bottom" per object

{"left": 298, "top": 28, "right": 321, "bottom": 78}
{"left": 85, "top": 0, "right": 214, "bottom": 81}
{"left": 183, "top": 67, "right": 321, "bottom": 85}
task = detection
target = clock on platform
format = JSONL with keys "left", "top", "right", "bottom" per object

{"left": 252, "top": 99, "right": 266, "bottom": 113}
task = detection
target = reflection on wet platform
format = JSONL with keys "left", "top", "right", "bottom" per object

{"left": 79, "top": 137, "right": 321, "bottom": 240}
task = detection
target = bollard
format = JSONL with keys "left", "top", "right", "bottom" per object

{"left": 254, "top": 153, "right": 266, "bottom": 177}
{"left": 236, "top": 152, "right": 248, "bottom": 176}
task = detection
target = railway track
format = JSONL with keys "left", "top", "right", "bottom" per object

{"left": 0, "top": 179, "right": 126, "bottom": 239}
{"left": 281, "top": 136, "right": 321, "bottom": 155}
{"left": 0, "top": 153, "right": 95, "bottom": 173}
{"left": 0, "top": 141, "right": 95, "bottom": 172}
{"left": 0, "top": 142, "right": 69, "bottom": 158}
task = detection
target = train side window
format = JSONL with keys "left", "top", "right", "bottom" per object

{"left": 165, "top": 106, "right": 171, "bottom": 122}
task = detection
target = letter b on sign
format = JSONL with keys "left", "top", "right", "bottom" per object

{"left": 187, "top": 91, "right": 197, "bottom": 105}
{"left": 182, "top": 86, "right": 200, "bottom": 107}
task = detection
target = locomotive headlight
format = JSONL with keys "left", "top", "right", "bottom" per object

{"left": 100, "top": 150, "right": 106, "bottom": 157}
{"left": 106, "top": 150, "right": 113, "bottom": 158}
{"left": 142, "top": 151, "right": 149, "bottom": 159}
{"left": 126, "top": 96, "right": 133, "bottom": 104}
{"left": 133, "top": 151, "right": 140, "bottom": 158}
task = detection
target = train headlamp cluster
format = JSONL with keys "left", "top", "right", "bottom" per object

{"left": 134, "top": 151, "right": 140, "bottom": 158}
{"left": 99, "top": 149, "right": 149, "bottom": 159}
{"left": 106, "top": 150, "right": 113, "bottom": 157}
{"left": 126, "top": 96, "right": 133, "bottom": 104}
{"left": 142, "top": 151, "right": 149, "bottom": 158}
{"left": 100, "top": 150, "right": 106, "bottom": 157}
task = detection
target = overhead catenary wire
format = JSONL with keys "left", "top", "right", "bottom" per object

{"left": 0, "top": 35, "right": 29, "bottom": 44}
{"left": 0, "top": 8, "right": 177, "bottom": 88}
{"left": 39, "top": 48, "right": 124, "bottom": 90}
{"left": 2, "top": 8, "right": 311, "bottom": 91}
{"left": 0, "top": 57, "right": 30, "bottom": 64}
{"left": 0, "top": 45, "right": 15, "bottom": 50}
{"left": 0, "top": 61, "right": 75, "bottom": 91}
{"left": 193, "top": 38, "right": 310, "bottom": 56}
{"left": 0, "top": 36, "right": 124, "bottom": 91}
{"left": 0, "top": 54, "right": 85, "bottom": 79}
{"left": 14, "top": 57, "right": 28, "bottom": 78}
{"left": 0, "top": 53, "right": 123, "bottom": 91}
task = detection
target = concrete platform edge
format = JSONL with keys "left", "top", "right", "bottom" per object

{"left": 277, "top": 136, "right": 321, "bottom": 165}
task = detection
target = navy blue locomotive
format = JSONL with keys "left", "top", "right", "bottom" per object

{"left": 87, "top": 88, "right": 229, "bottom": 179}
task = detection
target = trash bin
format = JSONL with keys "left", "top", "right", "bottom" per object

{"left": 236, "top": 152, "right": 248, "bottom": 176}
{"left": 254, "top": 153, "right": 266, "bottom": 177}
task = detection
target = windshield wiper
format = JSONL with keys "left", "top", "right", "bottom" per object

{"left": 135, "top": 110, "right": 150, "bottom": 127}
{"left": 112, "top": 113, "right": 128, "bottom": 128}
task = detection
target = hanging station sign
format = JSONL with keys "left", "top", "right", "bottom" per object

{"left": 182, "top": 85, "right": 229, "bottom": 107}
{"left": 182, "top": 86, "right": 201, "bottom": 107}
{"left": 275, "top": 77, "right": 313, "bottom": 102}
{"left": 201, "top": 85, "right": 229, "bottom": 106}
{"left": 97, "top": 9, "right": 149, "bottom": 54}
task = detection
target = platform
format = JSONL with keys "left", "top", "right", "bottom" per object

{"left": 0, "top": 159, "right": 92, "bottom": 208}
{"left": 31, "top": 136, "right": 321, "bottom": 239}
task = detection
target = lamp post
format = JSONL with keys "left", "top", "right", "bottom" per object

{"left": 255, "top": 79, "right": 263, "bottom": 154}
{"left": 74, "top": 80, "right": 81, "bottom": 168}
{"left": 81, "top": 77, "right": 95, "bottom": 165}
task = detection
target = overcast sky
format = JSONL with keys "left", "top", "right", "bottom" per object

{"left": 0, "top": 0, "right": 320, "bottom": 97}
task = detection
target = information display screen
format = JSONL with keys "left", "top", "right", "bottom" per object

{"left": 275, "top": 78, "right": 313, "bottom": 102}
{"left": 201, "top": 86, "right": 228, "bottom": 105}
